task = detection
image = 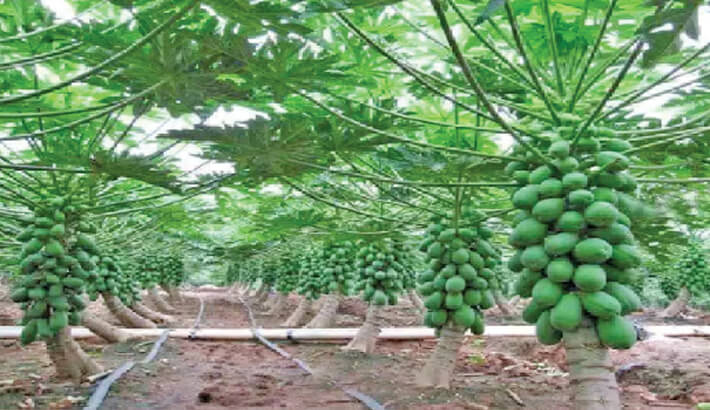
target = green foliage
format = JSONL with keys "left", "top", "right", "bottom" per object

{"left": 659, "top": 237, "right": 709, "bottom": 298}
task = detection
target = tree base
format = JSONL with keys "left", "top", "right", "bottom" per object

{"left": 148, "top": 287, "right": 177, "bottom": 314}
{"left": 253, "top": 289, "right": 270, "bottom": 306}
{"left": 248, "top": 284, "right": 264, "bottom": 298}
{"left": 563, "top": 318, "right": 621, "bottom": 410}
{"left": 265, "top": 293, "right": 287, "bottom": 315}
{"left": 46, "top": 327, "right": 103, "bottom": 383}
{"left": 282, "top": 298, "right": 312, "bottom": 327}
{"left": 493, "top": 289, "right": 514, "bottom": 316}
{"left": 415, "top": 327, "right": 465, "bottom": 389}
{"left": 305, "top": 294, "right": 341, "bottom": 328}
{"left": 409, "top": 291, "right": 426, "bottom": 314}
{"left": 661, "top": 287, "right": 690, "bottom": 318}
{"left": 161, "top": 284, "right": 183, "bottom": 305}
{"left": 342, "top": 304, "right": 384, "bottom": 354}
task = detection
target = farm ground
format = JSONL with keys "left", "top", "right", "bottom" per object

{"left": 1, "top": 289, "right": 709, "bottom": 409}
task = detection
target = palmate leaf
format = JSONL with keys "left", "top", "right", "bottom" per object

{"left": 302, "top": 0, "right": 404, "bottom": 13}
{"left": 250, "top": 208, "right": 326, "bottom": 235}
{"left": 90, "top": 150, "right": 180, "bottom": 192}
{"left": 202, "top": 0, "right": 310, "bottom": 36}
{"left": 243, "top": 41, "right": 350, "bottom": 101}
{"left": 638, "top": 0, "right": 702, "bottom": 67}
{"left": 157, "top": 117, "right": 329, "bottom": 183}
{"left": 80, "top": 19, "right": 254, "bottom": 117}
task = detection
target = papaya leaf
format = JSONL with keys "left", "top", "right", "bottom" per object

{"left": 303, "top": 0, "right": 404, "bottom": 13}
{"left": 90, "top": 150, "right": 181, "bottom": 192}
{"left": 475, "top": 0, "right": 506, "bottom": 25}
{"left": 638, "top": 0, "right": 702, "bottom": 67}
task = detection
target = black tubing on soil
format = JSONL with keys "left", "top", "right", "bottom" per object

{"left": 141, "top": 330, "right": 171, "bottom": 364}
{"left": 188, "top": 296, "right": 205, "bottom": 339}
{"left": 83, "top": 361, "right": 136, "bottom": 410}
{"left": 236, "top": 294, "right": 385, "bottom": 410}
{"left": 83, "top": 296, "right": 203, "bottom": 409}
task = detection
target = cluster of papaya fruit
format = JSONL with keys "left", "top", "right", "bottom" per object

{"left": 506, "top": 130, "right": 642, "bottom": 349}
{"left": 133, "top": 253, "right": 183, "bottom": 289}
{"left": 416, "top": 208, "right": 501, "bottom": 335}
{"left": 353, "top": 239, "right": 412, "bottom": 306}
{"left": 660, "top": 239, "right": 709, "bottom": 299}
{"left": 161, "top": 254, "right": 185, "bottom": 287}
{"left": 255, "top": 258, "right": 280, "bottom": 290}
{"left": 296, "top": 242, "right": 357, "bottom": 300}
{"left": 133, "top": 254, "right": 163, "bottom": 288}
{"left": 87, "top": 254, "right": 141, "bottom": 306}
{"left": 11, "top": 197, "right": 88, "bottom": 344}
{"left": 273, "top": 255, "right": 302, "bottom": 294}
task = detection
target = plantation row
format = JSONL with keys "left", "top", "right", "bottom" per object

{"left": 1, "top": 1, "right": 709, "bottom": 409}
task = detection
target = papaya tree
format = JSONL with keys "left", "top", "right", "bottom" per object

{"left": 266, "top": 253, "right": 301, "bottom": 316}
{"left": 302, "top": 241, "right": 357, "bottom": 328}
{"left": 284, "top": 247, "right": 326, "bottom": 327}
{"left": 344, "top": 237, "right": 413, "bottom": 353}
{"left": 10, "top": 194, "right": 103, "bottom": 382}
{"left": 415, "top": 206, "right": 501, "bottom": 388}
{"left": 660, "top": 236, "right": 709, "bottom": 317}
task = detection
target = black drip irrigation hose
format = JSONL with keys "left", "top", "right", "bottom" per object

{"left": 83, "top": 329, "right": 171, "bottom": 410}
{"left": 141, "top": 330, "right": 171, "bottom": 364}
{"left": 188, "top": 296, "right": 205, "bottom": 339}
{"left": 236, "top": 294, "right": 385, "bottom": 410}
{"left": 83, "top": 299, "right": 202, "bottom": 409}
{"left": 83, "top": 362, "right": 135, "bottom": 410}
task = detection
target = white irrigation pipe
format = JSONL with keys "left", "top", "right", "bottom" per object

{"left": 1, "top": 325, "right": 708, "bottom": 340}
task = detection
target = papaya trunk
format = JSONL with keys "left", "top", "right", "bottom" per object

{"left": 249, "top": 283, "right": 264, "bottom": 298}
{"left": 508, "top": 295, "right": 521, "bottom": 306}
{"left": 255, "top": 288, "right": 271, "bottom": 306}
{"left": 493, "top": 289, "right": 514, "bottom": 316}
{"left": 131, "top": 302, "right": 175, "bottom": 325}
{"left": 282, "top": 298, "right": 312, "bottom": 327}
{"left": 0, "top": 280, "right": 8, "bottom": 302}
{"left": 81, "top": 314, "right": 130, "bottom": 343}
{"left": 68, "top": 334, "right": 103, "bottom": 375}
{"left": 342, "top": 304, "right": 384, "bottom": 353}
{"left": 305, "top": 294, "right": 341, "bottom": 328}
{"left": 229, "top": 283, "right": 242, "bottom": 295}
{"left": 161, "top": 284, "right": 183, "bottom": 304}
{"left": 266, "top": 293, "right": 287, "bottom": 315}
{"left": 409, "top": 290, "right": 426, "bottom": 313}
{"left": 46, "top": 327, "right": 102, "bottom": 383}
{"left": 415, "top": 326, "right": 466, "bottom": 389}
{"left": 661, "top": 286, "right": 690, "bottom": 318}
{"left": 563, "top": 319, "right": 620, "bottom": 410}
{"left": 102, "top": 293, "right": 157, "bottom": 328}
{"left": 148, "top": 287, "right": 177, "bottom": 314}
{"left": 46, "top": 330, "right": 80, "bottom": 381}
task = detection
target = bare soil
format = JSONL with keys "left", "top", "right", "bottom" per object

{"left": 0, "top": 290, "right": 709, "bottom": 409}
